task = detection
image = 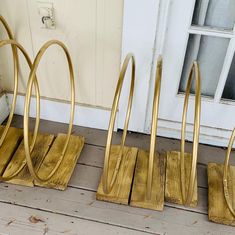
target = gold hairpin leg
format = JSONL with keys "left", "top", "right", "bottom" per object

{"left": 96, "top": 54, "right": 138, "bottom": 205}
{"left": 0, "top": 17, "right": 84, "bottom": 189}
{"left": 0, "top": 16, "right": 20, "bottom": 148}
{"left": 1, "top": 40, "right": 84, "bottom": 189}
{"left": 165, "top": 61, "right": 201, "bottom": 207}
{"left": 0, "top": 16, "right": 24, "bottom": 176}
{"left": 0, "top": 39, "right": 53, "bottom": 185}
{"left": 130, "top": 57, "right": 165, "bottom": 211}
{"left": 0, "top": 15, "right": 45, "bottom": 182}
{"left": 22, "top": 40, "right": 84, "bottom": 190}
{"left": 208, "top": 128, "right": 235, "bottom": 226}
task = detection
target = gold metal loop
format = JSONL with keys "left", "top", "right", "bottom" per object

{"left": 180, "top": 61, "right": 201, "bottom": 205}
{"left": 0, "top": 15, "right": 19, "bottom": 146}
{"left": 24, "top": 40, "right": 75, "bottom": 183}
{"left": 102, "top": 53, "right": 135, "bottom": 194}
{"left": 0, "top": 39, "right": 40, "bottom": 180}
{"left": 223, "top": 128, "right": 235, "bottom": 217}
{"left": 146, "top": 56, "right": 162, "bottom": 200}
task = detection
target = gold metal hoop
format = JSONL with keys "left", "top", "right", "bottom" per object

{"left": 223, "top": 128, "right": 235, "bottom": 217}
{"left": 24, "top": 40, "right": 75, "bottom": 183}
{"left": 180, "top": 61, "right": 201, "bottom": 205}
{"left": 0, "top": 15, "right": 19, "bottom": 147}
{"left": 102, "top": 53, "right": 135, "bottom": 194}
{"left": 146, "top": 56, "right": 162, "bottom": 199}
{"left": 0, "top": 39, "right": 40, "bottom": 180}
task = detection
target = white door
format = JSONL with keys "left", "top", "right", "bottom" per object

{"left": 147, "top": 0, "right": 235, "bottom": 146}
{"left": 117, "top": 0, "right": 160, "bottom": 133}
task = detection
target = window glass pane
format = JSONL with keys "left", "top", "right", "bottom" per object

{"left": 222, "top": 54, "right": 235, "bottom": 100}
{"left": 192, "top": 0, "right": 235, "bottom": 30}
{"left": 179, "top": 34, "right": 229, "bottom": 96}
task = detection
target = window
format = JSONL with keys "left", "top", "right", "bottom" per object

{"left": 179, "top": 0, "right": 235, "bottom": 100}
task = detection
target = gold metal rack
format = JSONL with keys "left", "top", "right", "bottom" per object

{"left": 130, "top": 56, "right": 165, "bottom": 210}
{"left": 165, "top": 61, "right": 201, "bottom": 207}
{"left": 208, "top": 128, "right": 235, "bottom": 226}
{"left": 0, "top": 16, "right": 84, "bottom": 190}
{"left": 96, "top": 53, "right": 138, "bottom": 204}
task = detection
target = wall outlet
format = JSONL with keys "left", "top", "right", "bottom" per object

{"left": 37, "top": 1, "right": 56, "bottom": 29}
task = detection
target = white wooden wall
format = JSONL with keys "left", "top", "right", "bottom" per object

{"left": 0, "top": 0, "right": 123, "bottom": 109}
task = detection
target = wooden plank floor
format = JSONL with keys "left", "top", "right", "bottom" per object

{"left": 0, "top": 115, "right": 235, "bottom": 234}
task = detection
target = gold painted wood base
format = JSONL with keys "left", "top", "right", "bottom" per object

{"left": 130, "top": 150, "right": 165, "bottom": 211}
{"left": 96, "top": 145, "right": 138, "bottom": 205}
{"left": 165, "top": 151, "right": 197, "bottom": 207}
{"left": 35, "top": 134, "right": 85, "bottom": 190}
{"left": 0, "top": 126, "right": 23, "bottom": 175}
{"left": 0, "top": 125, "right": 84, "bottom": 190}
{"left": 3, "top": 133, "right": 54, "bottom": 187}
{"left": 208, "top": 163, "right": 235, "bottom": 226}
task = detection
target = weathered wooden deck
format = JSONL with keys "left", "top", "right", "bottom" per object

{"left": 0, "top": 115, "right": 235, "bottom": 234}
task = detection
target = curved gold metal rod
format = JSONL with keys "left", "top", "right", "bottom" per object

{"left": 102, "top": 53, "right": 135, "bottom": 194}
{"left": 146, "top": 56, "right": 162, "bottom": 200}
{"left": 0, "top": 16, "right": 40, "bottom": 172}
{"left": 0, "top": 39, "right": 40, "bottom": 181}
{"left": 0, "top": 15, "right": 19, "bottom": 147}
{"left": 24, "top": 40, "right": 75, "bottom": 183}
{"left": 223, "top": 128, "right": 235, "bottom": 217}
{"left": 180, "top": 61, "right": 201, "bottom": 206}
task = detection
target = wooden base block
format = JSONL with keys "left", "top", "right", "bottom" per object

{"left": 165, "top": 151, "right": 197, "bottom": 207}
{"left": 130, "top": 150, "right": 165, "bottom": 211}
{"left": 0, "top": 126, "right": 23, "bottom": 175}
{"left": 96, "top": 145, "right": 138, "bottom": 205}
{"left": 35, "top": 134, "right": 85, "bottom": 190}
{"left": 3, "top": 133, "right": 54, "bottom": 186}
{"left": 208, "top": 163, "right": 235, "bottom": 226}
